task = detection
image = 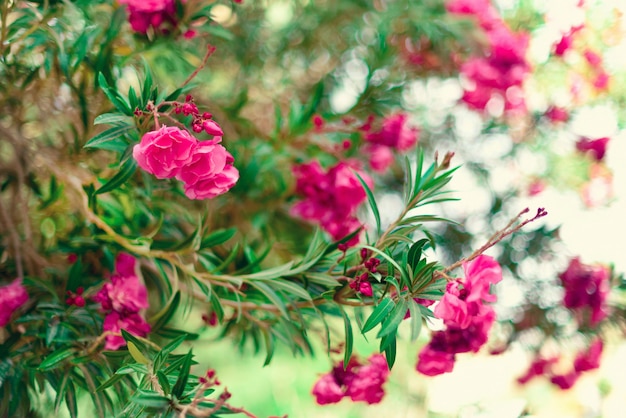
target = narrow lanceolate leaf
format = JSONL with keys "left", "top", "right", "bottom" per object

{"left": 64, "top": 380, "right": 78, "bottom": 418}
{"left": 266, "top": 280, "right": 312, "bottom": 301}
{"left": 171, "top": 350, "right": 193, "bottom": 399}
{"left": 150, "top": 291, "right": 181, "bottom": 332}
{"left": 94, "top": 113, "right": 132, "bottom": 126}
{"left": 339, "top": 307, "right": 353, "bottom": 370}
{"left": 377, "top": 298, "right": 408, "bottom": 338}
{"left": 354, "top": 172, "right": 381, "bottom": 236}
{"left": 361, "top": 297, "right": 394, "bottom": 334}
{"left": 84, "top": 124, "right": 134, "bottom": 149}
{"left": 132, "top": 390, "right": 171, "bottom": 409}
{"left": 95, "top": 373, "right": 126, "bottom": 392}
{"left": 407, "top": 299, "right": 423, "bottom": 342}
{"left": 127, "top": 342, "right": 149, "bottom": 365}
{"left": 38, "top": 348, "right": 75, "bottom": 371}
{"left": 248, "top": 281, "right": 288, "bottom": 318}
{"left": 95, "top": 158, "right": 137, "bottom": 195}
{"left": 200, "top": 228, "right": 236, "bottom": 248}
{"left": 382, "top": 333, "right": 397, "bottom": 369}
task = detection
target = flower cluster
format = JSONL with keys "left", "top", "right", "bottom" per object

{"left": 447, "top": 0, "right": 531, "bottom": 114}
{"left": 119, "top": 0, "right": 178, "bottom": 35}
{"left": 312, "top": 354, "right": 389, "bottom": 405}
{"left": 0, "top": 279, "right": 29, "bottom": 327}
{"left": 361, "top": 113, "right": 419, "bottom": 172}
{"left": 576, "top": 136, "right": 610, "bottom": 162}
{"left": 416, "top": 255, "right": 502, "bottom": 376}
{"left": 559, "top": 257, "right": 610, "bottom": 326}
{"left": 133, "top": 125, "right": 239, "bottom": 200}
{"left": 517, "top": 338, "right": 603, "bottom": 389}
{"left": 291, "top": 160, "right": 372, "bottom": 245}
{"left": 93, "top": 253, "right": 151, "bottom": 350}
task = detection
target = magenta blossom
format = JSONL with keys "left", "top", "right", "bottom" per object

{"left": 94, "top": 253, "right": 148, "bottom": 314}
{"left": 550, "top": 371, "right": 580, "bottom": 390}
{"left": 517, "top": 356, "right": 558, "bottom": 384}
{"left": 133, "top": 126, "right": 197, "bottom": 179}
{"left": 416, "top": 345, "right": 456, "bottom": 376}
{"left": 103, "top": 312, "right": 151, "bottom": 350}
{"left": 312, "top": 354, "right": 389, "bottom": 405}
{"left": 365, "top": 113, "right": 419, "bottom": 152}
{"left": 183, "top": 163, "right": 239, "bottom": 200}
{"left": 119, "top": 0, "right": 178, "bottom": 35}
{"left": 0, "top": 279, "right": 29, "bottom": 327}
{"left": 434, "top": 255, "right": 502, "bottom": 328}
{"left": 573, "top": 339, "right": 603, "bottom": 373}
{"left": 576, "top": 137, "right": 609, "bottom": 161}
{"left": 291, "top": 160, "right": 372, "bottom": 245}
{"left": 559, "top": 257, "right": 610, "bottom": 326}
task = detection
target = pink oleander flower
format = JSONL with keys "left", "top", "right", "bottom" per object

{"left": 364, "top": 113, "right": 419, "bottom": 152}
{"left": 545, "top": 106, "right": 569, "bottom": 123}
{"left": 183, "top": 163, "right": 239, "bottom": 200}
{"left": 434, "top": 255, "right": 502, "bottom": 328}
{"left": 416, "top": 345, "right": 456, "bottom": 376}
{"left": 119, "top": 0, "right": 177, "bottom": 34}
{"left": 576, "top": 137, "right": 609, "bottom": 161}
{"left": 593, "top": 72, "right": 610, "bottom": 90}
{"left": 312, "top": 355, "right": 389, "bottom": 405}
{"left": 559, "top": 257, "right": 610, "bottom": 325}
{"left": 554, "top": 31, "right": 575, "bottom": 56}
{"left": 573, "top": 339, "right": 603, "bottom": 373}
{"left": 103, "top": 312, "right": 151, "bottom": 350}
{"left": 446, "top": 0, "right": 501, "bottom": 30}
{"left": 94, "top": 253, "right": 149, "bottom": 314}
{"left": 517, "top": 356, "right": 559, "bottom": 384}
{"left": 363, "top": 144, "right": 394, "bottom": 173}
{"left": 176, "top": 142, "right": 230, "bottom": 184}
{"left": 550, "top": 371, "right": 580, "bottom": 390}
{"left": 312, "top": 373, "right": 345, "bottom": 405}
{"left": 0, "top": 279, "right": 29, "bottom": 327}
{"left": 416, "top": 311, "right": 496, "bottom": 377}
{"left": 133, "top": 126, "right": 197, "bottom": 179}
{"left": 346, "top": 354, "right": 390, "bottom": 404}
{"left": 291, "top": 160, "right": 372, "bottom": 245}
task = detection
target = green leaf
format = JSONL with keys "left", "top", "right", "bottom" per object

{"left": 262, "top": 330, "right": 275, "bottom": 366}
{"left": 408, "top": 299, "right": 423, "bottom": 342}
{"left": 39, "top": 348, "right": 75, "bottom": 371}
{"left": 132, "top": 390, "right": 171, "bottom": 409}
{"left": 95, "top": 158, "right": 137, "bottom": 195}
{"left": 127, "top": 342, "right": 149, "bottom": 365}
{"left": 149, "top": 291, "right": 181, "bottom": 332}
{"left": 354, "top": 172, "right": 380, "bottom": 236}
{"left": 84, "top": 124, "right": 134, "bottom": 150}
{"left": 201, "top": 228, "right": 236, "bottom": 248}
{"left": 339, "top": 307, "right": 353, "bottom": 370}
{"left": 248, "top": 281, "right": 288, "bottom": 318}
{"left": 64, "top": 380, "right": 78, "bottom": 418}
{"left": 266, "top": 280, "right": 312, "bottom": 301}
{"left": 157, "top": 371, "right": 171, "bottom": 395}
{"left": 95, "top": 373, "right": 126, "bottom": 392}
{"left": 160, "top": 334, "right": 188, "bottom": 359}
{"left": 377, "top": 297, "right": 408, "bottom": 338}
{"left": 120, "top": 329, "right": 149, "bottom": 353}
{"left": 94, "top": 113, "right": 132, "bottom": 126}
{"left": 407, "top": 239, "right": 429, "bottom": 272}
{"left": 361, "top": 297, "right": 394, "bottom": 334}
{"left": 382, "top": 333, "right": 396, "bottom": 369}
{"left": 97, "top": 73, "right": 133, "bottom": 116}
{"left": 171, "top": 350, "right": 193, "bottom": 398}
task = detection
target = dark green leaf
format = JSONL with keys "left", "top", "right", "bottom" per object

{"left": 38, "top": 348, "right": 75, "bottom": 371}
{"left": 377, "top": 297, "right": 408, "bottom": 338}
{"left": 200, "top": 228, "right": 236, "bottom": 248}
{"left": 408, "top": 299, "right": 423, "bottom": 342}
{"left": 132, "top": 390, "right": 171, "bottom": 409}
{"left": 339, "top": 307, "right": 353, "bottom": 370}
{"left": 171, "top": 350, "right": 193, "bottom": 398}
{"left": 84, "top": 125, "right": 134, "bottom": 150}
{"left": 361, "top": 297, "right": 394, "bottom": 334}
{"left": 95, "top": 158, "right": 137, "bottom": 195}
{"left": 354, "top": 172, "right": 380, "bottom": 236}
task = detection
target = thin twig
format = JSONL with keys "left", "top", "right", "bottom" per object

{"left": 441, "top": 207, "right": 548, "bottom": 276}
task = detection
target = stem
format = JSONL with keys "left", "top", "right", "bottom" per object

{"left": 181, "top": 45, "right": 216, "bottom": 88}
{"left": 440, "top": 207, "right": 548, "bottom": 276}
